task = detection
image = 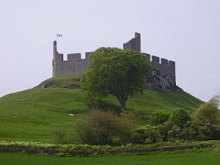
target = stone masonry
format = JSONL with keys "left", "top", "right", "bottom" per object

{"left": 52, "top": 32, "right": 176, "bottom": 86}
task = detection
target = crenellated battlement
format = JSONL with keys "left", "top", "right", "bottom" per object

{"left": 145, "top": 54, "right": 176, "bottom": 85}
{"left": 67, "top": 52, "right": 93, "bottom": 61}
{"left": 52, "top": 33, "right": 176, "bottom": 86}
{"left": 52, "top": 41, "right": 93, "bottom": 77}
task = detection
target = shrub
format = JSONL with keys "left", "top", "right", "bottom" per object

{"left": 131, "top": 125, "right": 161, "bottom": 144}
{"left": 167, "top": 125, "right": 182, "bottom": 140}
{"left": 194, "top": 102, "right": 219, "bottom": 124}
{"left": 75, "top": 110, "right": 119, "bottom": 145}
{"left": 180, "top": 119, "right": 220, "bottom": 141}
{"left": 209, "top": 94, "right": 220, "bottom": 108}
{"left": 53, "top": 125, "right": 68, "bottom": 144}
{"left": 144, "top": 125, "right": 161, "bottom": 144}
{"left": 170, "top": 108, "right": 191, "bottom": 127}
{"left": 150, "top": 110, "right": 170, "bottom": 126}
{"left": 118, "top": 111, "right": 137, "bottom": 144}
{"left": 130, "top": 129, "right": 147, "bottom": 144}
{"left": 75, "top": 110, "right": 137, "bottom": 145}
{"left": 156, "top": 121, "right": 174, "bottom": 141}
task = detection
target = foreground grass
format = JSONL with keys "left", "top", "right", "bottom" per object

{"left": 1, "top": 149, "right": 220, "bottom": 165}
{"left": 0, "top": 140, "right": 220, "bottom": 165}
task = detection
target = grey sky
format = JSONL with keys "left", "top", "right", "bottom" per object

{"left": 0, "top": 0, "right": 220, "bottom": 101}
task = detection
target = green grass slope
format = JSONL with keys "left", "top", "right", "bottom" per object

{"left": 0, "top": 75, "right": 203, "bottom": 143}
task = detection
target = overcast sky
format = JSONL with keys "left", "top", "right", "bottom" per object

{"left": 0, "top": 0, "right": 220, "bottom": 101}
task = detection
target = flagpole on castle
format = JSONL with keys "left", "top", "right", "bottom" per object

{"left": 57, "top": 34, "right": 62, "bottom": 37}
{"left": 56, "top": 34, "right": 62, "bottom": 48}
{"left": 56, "top": 34, "right": 62, "bottom": 40}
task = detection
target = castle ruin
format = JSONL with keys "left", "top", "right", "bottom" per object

{"left": 52, "top": 32, "right": 176, "bottom": 87}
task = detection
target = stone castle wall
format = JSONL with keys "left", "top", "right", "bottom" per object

{"left": 52, "top": 41, "right": 92, "bottom": 77}
{"left": 146, "top": 54, "right": 176, "bottom": 85}
{"left": 52, "top": 33, "right": 176, "bottom": 85}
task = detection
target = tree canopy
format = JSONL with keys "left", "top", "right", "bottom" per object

{"left": 81, "top": 47, "right": 152, "bottom": 110}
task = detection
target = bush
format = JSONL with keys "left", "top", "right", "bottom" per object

{"left": 170, "top": 108, "right": 191, "bottom": 127}
{"left": 75, "top": 110, "right": 118, "bottom": 145}
{"left": 150, "top": 110, "right": 170, "bottom": 126}
{"left": 156, "top": 121, "right": 174, "bottom": 141}
{"left": 144, "top": 125, "right": 162, "bottom": 144}
{"left": 131, "top": 125, "right": 162, "bottom": 144}
{"left": 179, "top": 119, "right": 220, "bottom": 141}
{"left": 75, "top": 110, "right": 137, "bottom": 145}
{"left": 194, "top": 102, "right": 219, "bottom": 124}
{"left": 118, "top": 111, "right": 137, "bottom": 144}
{"left": 167, "top": 125, "right": 182, "bottom": 140}
{"left": 130, "top": 129, "right": 147, "bottom": 144}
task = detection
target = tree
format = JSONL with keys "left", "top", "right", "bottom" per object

{"left": 81, "top": 47, "right": 152, "bottom": 110}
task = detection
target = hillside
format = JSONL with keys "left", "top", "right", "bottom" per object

{"left": 0, "top": 75, "right": 203, "bottom": 143}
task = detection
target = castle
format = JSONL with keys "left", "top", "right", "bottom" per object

{"left": 52, "top": 32, "right": 176, "bottom": 88}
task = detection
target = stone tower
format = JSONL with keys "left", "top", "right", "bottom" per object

{"left": 123, "top": 32, "right": 141, "bottom": 52}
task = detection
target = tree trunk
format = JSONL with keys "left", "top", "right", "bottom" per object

{"left": 119, "top": 98, "right": 127, "bottom": 110}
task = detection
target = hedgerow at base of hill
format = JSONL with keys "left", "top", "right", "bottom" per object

{"left": 0, "top": 140, "right": 215, "bottom": 156}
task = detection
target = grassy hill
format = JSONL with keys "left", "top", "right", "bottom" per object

{"left": 0, "top": 75, "right": 203, "bottom": 143}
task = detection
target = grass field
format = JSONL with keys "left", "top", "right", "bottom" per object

{"left": 0, "top": 75, "right": 203, "bottom": 143}
{"left": 0, "top": 75, "right": 216, "bottom": 164}
{"left": 1, "top": 149, "right": 220, "bottom": 165}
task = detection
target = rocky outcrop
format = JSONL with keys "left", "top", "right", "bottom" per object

{"left": 146, "top": 71, "right": 183, "bottom": 92}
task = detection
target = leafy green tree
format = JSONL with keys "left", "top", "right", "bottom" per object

{"left": 81, "top": 47, "right": 152, "bottom": 110}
